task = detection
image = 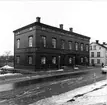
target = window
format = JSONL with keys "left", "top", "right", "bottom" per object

{"left": 28, "top": 56, "right": 33, "bottom": 64}
{"left": 99, "top": 47, "right": 101, "bottom": 50}
{"left": 91, "top": 59, "right": 94, "bottom": 64}
{"left": 29, "top": 36, "right": 33, "bottom": 47}
{"left": 16, "top": 56, "right": 20, "bottom": 64}
{"left": 52, "top": 57, "right": 56, "bottom": 64}
{"left": 81, "top": 43, "right": 84, "bottom": 51}
{"left": 61, "top": 40, "right": 65, "bottom": 49}
{"left": 41, "top": 36, "right": 46, "bottom": 47}
{"left": 86, "top": 45, "right": 89, "bottom": 51}
{"left": 69, "top": 57, "right": 72, "bottom": 64}
{"left": 41, "top": 57, "right": 46, "bottom": 64}
{"left": 81, "top": 58, "right": 83, "bottom": 63}
{"left": 85, "top": 57, "right": 88, "bottom": 63}
{"left": 97, "top": 52, "right": 100, "bottom": 57}
{"left": 93, "top": 45, "right": 96, "bottom": 50}
{"left": 52, "top": 38, "right": 56, "bottom": 48}
{"left": 75, "top": 42, "right": 79, "bottom": 51}
{"left": 17, "top": 39, "right": 20, "bottom": 48}
{"left": 90, "top": 46, "right": 92, "bottom": 50}
{"left": 91, "top": 52, "right": 94, "bottom": 57}
{"left": 97, "top": 59, "right": 100, "bottom": 64}
{"left": 68, "top": 41, "right": 72, "bottom": 50}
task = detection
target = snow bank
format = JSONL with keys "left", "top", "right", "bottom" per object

{"left": 0, "top": 73, "right": 22, "bottom": 77}
{"left": 30, "top": 80, "right": 107, "bottom": 105}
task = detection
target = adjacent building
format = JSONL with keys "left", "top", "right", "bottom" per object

{"left": 90, "top": 40, "right": 107, "bottom": 66}
{"left": 13, "top": 17, "right": 90, "bottom": 71}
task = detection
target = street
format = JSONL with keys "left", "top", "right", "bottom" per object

{"left": 0, "top": 67, "right": 107, "bottom": 105}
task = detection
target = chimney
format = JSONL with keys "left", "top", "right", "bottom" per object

{"left": 36, "top": 17, "right": 41, "bottom": 23}
{"left": 69, "top": 28, "right": 73, "bottom": 32}
{"left": 103, "top": 42, "right": 106, "bottom": 45}
{"left": 59, "top": 24, "right": 63, "bottom": 29}
{"left": 96, "top": 40, "right": 99, "bottom": 44}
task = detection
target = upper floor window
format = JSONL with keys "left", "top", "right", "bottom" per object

{"left": 28, "top": 56, "right": 33, "bottom": 64}
{"left": 52, "top": 38, "right": 56, "bottom": 48}
{"left": 81, "top": 43, "right": 84, "bottom": 51}
{"left": 17, "top": 39, "right": 20, "bottom": 48}
{"left": 16, "top": 56, "right": 20, "bottom": 64}
{"left": 68, "top": 41, "right": 72, "bottom": 50}
{"left": 90, "top": 46, "right": 92, "bottom": 50}
{"left": 93, "top": 45, "right": 96, "bottom": 50}
{"left": 91, "top": 52, "right": 94, "bottom": 57}
{"left": 75, "top": 42, "right": 79, "bottom": 51}
{"left": 86, "top": 45, "right": 89, "bottom": 51}
{"left": 41, "top": 57, "right": 46, "bottom": 64}
{"left": 97, "top": 52, "right": 100, "bottom": 57}
{"left": 52, "top": 57, "right": 56, "bottom": 64}
{"left": 61, "top": 40, "right": 65, "bottom": 49}
{"left": 41, "top": 36, "right": 46, "bottom": 47}
{"left": 29, "top": 36, "right": 33, "bottom": 47}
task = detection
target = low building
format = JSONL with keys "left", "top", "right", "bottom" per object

{"left": 90, "top": 40, "right": 107, "bottom": 66}
{"left": 13, "top": 17, "right": 90, "bottom": 72}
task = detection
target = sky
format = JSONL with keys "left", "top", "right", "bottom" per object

{"left": 0, "top": 0, "right": 107, "bottom": 55}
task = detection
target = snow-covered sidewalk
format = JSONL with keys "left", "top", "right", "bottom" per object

{"left": 30, "top": 79, "right": 107, "bottom": 105}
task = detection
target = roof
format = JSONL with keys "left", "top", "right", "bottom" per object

{"left": 13, "top": 22, "right": 90, "bottom": 39}
{"left": 90, "top": 42, "right": 107, "bottom": 49}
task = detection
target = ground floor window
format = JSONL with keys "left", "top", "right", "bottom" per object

{"left": 52, "top": 56, "right": 56, "bottom": 64}
{"left": 16, "top": 56, "right": 20, "bottom": 64}
{"left": 28, "top": 56, "right": 33, "bottom": 64}
{"left": 91, "top": 59, "right": 94, "bottom": 64}
{"left": 41, "top": 57, "right": 46, "bottom": 64}
{"left": 97, "top": 59, "right": 100, "bottom": 64}
{"left": 69, "top": 57, "right": 72, "bottom": 64}
{"left": 81, "top": 57, "right": 83, "bottom": 63}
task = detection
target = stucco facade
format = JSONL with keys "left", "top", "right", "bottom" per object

{"left": 90, "top": 40, "right": 107, "bottom": 66}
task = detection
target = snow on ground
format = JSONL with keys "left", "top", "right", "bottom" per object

{"left": 30, "top": 80, "right": 107, "bottom": 105}
{"left": 0, "top": 73, "right": 22, "bottom": 77}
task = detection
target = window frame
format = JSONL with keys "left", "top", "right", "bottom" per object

{"left": 28, "top": 36, "right": 33, "bottom": 47}
{"left": 17, "top": 39, "right": 20, "bottom": 48}
{"left": 52, "top": 38, "right": 57, "bottom": 48}
{"left": 41, "top": 36, "right": 46, "bottom": 47}
{"left": 28, "top": 56, "right": 33, "bottom": 64}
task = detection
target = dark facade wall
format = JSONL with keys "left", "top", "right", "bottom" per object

{"left": 14, "top": 27, "right": 36, "bottom": 71}
{"left": 14, "top": 23, "right": 90, "bottom": 71}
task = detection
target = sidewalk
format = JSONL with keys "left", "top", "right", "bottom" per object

{"left": 0, "top": 66, "right": 95, "bottom": 85}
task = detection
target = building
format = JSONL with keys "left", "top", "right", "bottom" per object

{"left": 13, "top": 17, "right": 90, "bottom": 71}
{"left": 90, "top": 40, "right": 107, "bottom": 66}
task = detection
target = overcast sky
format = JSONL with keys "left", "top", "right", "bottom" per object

{"left": 0, "top": 0, "right": 107, "bottom": 55}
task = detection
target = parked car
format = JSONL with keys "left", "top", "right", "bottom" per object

{"left": 101, "top": 65, "right": 107, "bottom": 73}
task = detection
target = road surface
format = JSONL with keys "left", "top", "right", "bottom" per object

{"left": 0, "top": 67, "right": 107, "bottom": 105}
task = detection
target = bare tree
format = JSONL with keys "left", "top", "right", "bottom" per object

{"left": 4, "top": 51, "right": 11, "bottom": 65}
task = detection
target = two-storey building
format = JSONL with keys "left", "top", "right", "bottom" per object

{"left": 13, "top": 17, "right": 90, "bottom": 71}
{"left": 90, "top": 40, "right": 107, "bottom": 66}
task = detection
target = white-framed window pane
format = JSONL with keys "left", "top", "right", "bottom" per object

{"left": 81, "top": 44, "right": 84, "bottom": 51}
{"left": 69, "top": 41, "right": 72, "bottom": 50}
{"left": 17, "top": 39, "right": 20, "bottom": 48}
{"left": 69, "top": 57, "right": 72, "bottom": 64}
{"left": 61, "top": 40, "right": 65, "bottom": 49}
{"left": 75, "top": 42, "right": 78, "bottom": 50}
{"left": 41, "top": 57, "right": 46, "bottom": 64}
{"left": 42, "top": 36, "right": 46, "bottom": 47}
{"left": 16, "top": 56, "right": 20, "bottom": 64}
{"left": 86, "top": 45, "right": 89, "bottom": 51}
{"left": 28, "top": 56, "right": 33, "bottom": 64}
{"left": 91, "top": 52, "right": 94, "bottom": 57}
{"left": 52, "top": 57, "right": 56, "bottom": 64}
{"left": 29, "top": 36, "right": 33, "bottom": 47}
{"left": 97, "top": 52, "right": 100, "bottom": 57}
{"left": 52, "top": 38, "right": 56, "bottom": 48}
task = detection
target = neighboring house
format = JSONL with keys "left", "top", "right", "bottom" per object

{"left": 13, "top": 17, "right": 90, "bottom": 71}
{"left": 90, "top": 40, "right": 107, "bottom": 66}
